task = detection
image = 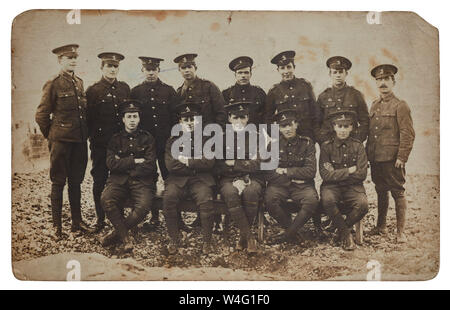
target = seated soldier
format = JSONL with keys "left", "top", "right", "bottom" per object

{"left": 319, "top": 110, "right": 369, "bottom": 251}
{"left": 264, "top": 109, "right": 319, "bottom": 244}
{"left": 163, "top": 102, "right": 216, "bottom": 255}
{"left": 216, "top": 101, "right": 263, "bottom": 253}
{"left": 100, "top": 100, "right": 157, "bottom": 252}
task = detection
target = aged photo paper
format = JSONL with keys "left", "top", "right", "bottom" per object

{"left": 11, "top": 10, "right": 439, "bottom": 281}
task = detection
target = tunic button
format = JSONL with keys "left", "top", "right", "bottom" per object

{"left": 99, "top": 128, "right": 102, "bottom": 131}
{"left": 130, "top": 144, "right": 133, "bottom": 147}
{"left": 155, "top": 124, "right": 158, "bottom": 127}
{"left": 78, "top": 96, "right": 80, "bottom": 99}
{"left": 151, "top": 89, "right": 154, "bottom": 92}
{"left": 375, "top": 127, "right": 378, "bottom": 129}
{"left": 291, "top": 95, "right": 294, "bottom": 98}
{"left": 375, "top": 135, "right": 377, "bottom": 138}
{"left": 337, "top": 107, "right": 341, "bottom": 110}
{"left": 289, "top": 87, "right": 293, "bottom": 90}
{"left": 131, "top": 153, "right": 134, "bottom": 156}
{"left": 112, "top": 86, "right": 115, "bottom": 90}
{"left": 189, "top": 96, "right": 192, "bottom": 99}
{"left": 61, "top": 124, "right": 64, "bottom": 127}
{"left": 116, "top": 113, "right": 119, "bottom": 116}
{"left": 115, "top": 104, "right": 117, "bottom": 107}
{"left": 242, "top": 90, "right": 245, "bottom": 93}
{"left": 80, "top": 116, "right": 83, "bottom": 119}
{"left": 344, "top": 154, "right": 347, "bottom": 157}
{"left": 153, "top": 115, "right": 156, "bottom": 118}
{"left": 113, "top": 95, "right": 116, "bottom": 98}
{"left": 188, "top": 88, "right": 192, "bottom": 91}
{"left": 376, "top": 118, "right": 379, "bottom": 120}
{"left": 78, "top": 106, "right": 81, "bottom": 109}
{"left": 151, "top": 98, "right": 154, "bottom": 101}
{"left": 152, "top": 106, "right": 155, "bottom": 110}
{"left": 344, "top": 164, "right": 347, "bottom": 167}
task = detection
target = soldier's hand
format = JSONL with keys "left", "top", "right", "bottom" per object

{"left": 232, "top": 179, "right": 247, "bottom": 195}
{"left": 178, "top": 155, "right": 189, "bottom": 165}
{"left": 115, "top": 155, "right": 120, "bottom": 160}
{"left": 134, "top": 158, "right": 145, "bottom": 164}
{"left": 395, "top": 159, "right": 405, "bottom": 169}
{"left": 225, "top": 160, "right": 235, "bottom": 166}
{"left": 324, "top": 162, "right": 334, "bottom": 172}
{"left": 348, "top": 166, "right": 357, "bottom": 174}
{"left": 276, "top": 168, "right": 287, "bottom": 175}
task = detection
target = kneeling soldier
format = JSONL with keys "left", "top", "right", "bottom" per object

{"left": 264, "top": 109, "right": 319, "bottom": 244}
{"left": 217, "top": 101, "right": 263, "bottom": 252}
{"left": 100, "top": 100, "right": 157, "bottom": 252}
{"left": 163, "top": 102, "right": 216, "bottom": 255}
{"left": 319, "top": 111, "right": 368, "bottom": 251}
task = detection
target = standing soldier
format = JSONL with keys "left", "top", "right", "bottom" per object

{"left": 264, "top": 109, "right": 319, "bottom": 244}
{"left": 35, "top": 44, "right": 93, "bottom": 240}
{"left": 216, "top": 101, "right": 263, "bottom": 252}
{"left": 367, "top": 64, "right": 415, "bottom": 243}
{"left": 86, "top": 52, "right": 130, "bottom": 232}
{"left": 316, "top": 56, "right": 369, "bottom": 145}
{"left": 319, "top": 111, "right": 369, "bottom": 251}
{"left": 163, "top": 102, "right": 216, "bottom": 255}
{"left": 131, "top": 57, "right": 178, "bottom": 230}
{"left": 222, "top": 56, "right": 266, "bottom": 125}
{"left": 173, "top": 53, "right": 227, "bottom": 127}
{"left": 100, "top": 100, "right": 157, "bottom": 252}
{"left": 174, "top": 53, "right": 227, "bottom": 228}
{"left": 264, "top": 50, "right": 320, "bottom": 141}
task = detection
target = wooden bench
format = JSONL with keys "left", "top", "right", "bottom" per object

{"left": 150, "top": 193, "right": 363, "bottom": 245}
{"left": 257, "top": 199, "right": 363, "bottom": 244}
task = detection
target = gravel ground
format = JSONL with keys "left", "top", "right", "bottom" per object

{"left": 11, "top": 169, "right": 439, "bottom": 281}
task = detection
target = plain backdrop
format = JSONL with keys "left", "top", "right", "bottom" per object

{"left": 11, "top": 10, "right": 439, "bottom": 175}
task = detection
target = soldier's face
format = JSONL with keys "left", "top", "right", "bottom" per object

{"left": 142, "top": 67, "right": 159, "bottom": 82}
{"left": 279, "top": 121, "right": 298, "bottom": 139}
{"left": 59, "top": 55, "right": 77, "bottom": 72}
{"left": 228, "top": 114, "right": 249, "bottom": 132}
{"left": 333, "top": 123, "right": 353, "bottom": 140}
{"left": 123, "top": 112, "right": 140, "bottom": 132}
{"left": 179, "top": 64, "right": 197, "bottom": 81}
{"left": 329, "top": 68, "right": 348, "bottom": 87}
{"left": 235, "top": 67, "right": 252, "bottom": 85}
{"left": 376, "top": 76, "right": 395, "bottom": 94}
{"left": 102, "top": 63, "right": 119, "bottom": 80}
{"left": 180, "top": 116, "right": 197, "bottom": 132}
{"left": 277, "top": 63, "right": 295, "bottom": 81}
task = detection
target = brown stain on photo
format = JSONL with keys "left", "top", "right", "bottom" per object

{"left": 369, "top": 56, "right": 378, "bottom": 67}
{"left": 81, "top": 9, "right": 114, "bottom": 16}
{"left": 125, "top": 10, "right": 188, "bottom": 21}
{"left": 210, "top": 22, "right": 220, "bottom": 32}
{"left": 298, "top": 36, "right": 329, "bottom": 57}
{"left": 423, "top": 129, "right": 432, "bottom": 137}
{"left": 381, "top": 48, "right": 399, "bottom": 63}
{"left": 353, "top": 74, "right": 376, "bottom": 99}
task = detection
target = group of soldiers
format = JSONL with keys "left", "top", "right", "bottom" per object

{"left": 35, "top": 44, "right": 415, "bottom": 255}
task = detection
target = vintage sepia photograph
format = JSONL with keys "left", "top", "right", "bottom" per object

{"left": 11, "top": 10, "right": 439, "bottom": 281}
